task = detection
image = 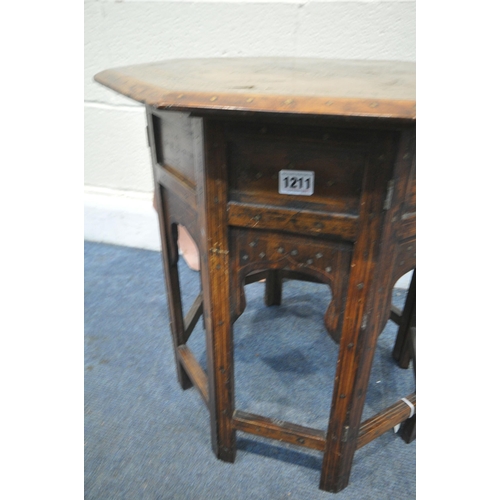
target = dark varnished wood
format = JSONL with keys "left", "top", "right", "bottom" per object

{"left": 177, "top": 345, "right": 209, "bottom": 406}
{"left": 96, "top": 58, "right": 416, "bottom": 494}
{"left": 399, "top": 324, "right": 416, "bottom": 444}
{"left": 152, "top": 111, "right": 197, "bottom": 186}
{"left": 147, "top": 114, "right": 192, "bottom": 390}
{"left": 182, "top": 293, "right": 203, "bottom": 343}
{"left": 195, "top": 119, "right": 237, "bottom": 462}
{"left": 226, "top": 121, "right": 371, "bottom": 215}
{"left": 357, "top": 393, "right": 416, "bottom": 449}
{"left": 229, "top": 227, "right": 351, "bottom": 342}
{"left": 227, "top": 202, "right": 359, "bottom": 241}
{"left": 390, "top": 304, "right": 403, "bottom": 325}
{"left": 95, "top": 58, "right": 415, "bottom": 120}
{"left": 393, "top": 271, "right": 416, "bottom": 369}
{"left": 319, "top": 131, "right": 400, "bottom": 492}
{"left": 233, "top": 410, "right": 326, "bottom": 451}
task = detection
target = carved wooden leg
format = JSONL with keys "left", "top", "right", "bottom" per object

{"left": 392, "top": 270, "right": 416, "bottom": 369}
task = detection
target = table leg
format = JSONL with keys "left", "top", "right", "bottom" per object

{"left": 319, "top": 136, "right": 395, "bottom": 492}
{"left": 154, "top": 187, "right": 192, "bottom": 390}
{"left": 392, "top": 270, "right": 416, "bottom": 369}
{"left": 265, "top": 270, "right": 283, "bottom": 306}
{"left": 319, "top": 274, "right": 384, "bottom": 492}
{"left": 148, "top": 109, "right": 192, "bottom": 390}
{"left": 195, "top": 118, "right": 236, "bottom": 462}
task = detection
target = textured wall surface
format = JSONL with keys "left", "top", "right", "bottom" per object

{"left": 85, "top": 0, "right": 416, "bottom": 193}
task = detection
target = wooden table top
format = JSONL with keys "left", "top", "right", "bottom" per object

{"left": 95, "top": 57, "right": 415, "bottom": 120}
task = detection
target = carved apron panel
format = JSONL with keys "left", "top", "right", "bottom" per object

{"left": 229, "top": 228, "right": 353, "bottom": 342}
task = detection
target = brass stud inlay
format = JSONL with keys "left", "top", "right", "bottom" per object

{"left": 246, "top": 98, "right": 254, "bottom": 103}
{"left": 284, "top": 99, "right": 293, "bottom": 105}
{"left": 210, "top": 96, "right": 218, "bottom": 102}
{"left": 291, "top": 250, "right": 298, "bottom": 256}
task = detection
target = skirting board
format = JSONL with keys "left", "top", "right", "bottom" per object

{"left": 84, "top": 186, "right": 161, "bottom": 252}
{"left": 84, "top": 186, "right": 412, "bottom": 289}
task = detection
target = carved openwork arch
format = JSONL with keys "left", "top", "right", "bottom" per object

{"left": 229, "top": 228, "right": 352, "bottom": 343}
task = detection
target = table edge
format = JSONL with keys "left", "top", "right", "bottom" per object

{"left": 94, "top": 68, "right": 416, "bottom": 121}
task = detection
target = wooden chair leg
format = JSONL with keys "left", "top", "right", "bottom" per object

{"left": 392, "top": 270, "right": 416, "bottom": 369}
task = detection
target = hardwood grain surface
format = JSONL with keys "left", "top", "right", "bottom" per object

{"left": 96, "top": 61, "right": 416, "bottom": 493}
{"left": 94, "top": 58, "right": 415, "bottom": 120}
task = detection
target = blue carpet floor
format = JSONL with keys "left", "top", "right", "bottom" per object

{"left": 85, "top": 241, "right": 415, "bottom": 499}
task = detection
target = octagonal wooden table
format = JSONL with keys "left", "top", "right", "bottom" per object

{"left": 95, "top": 57, "right": 416, "bottom": 493}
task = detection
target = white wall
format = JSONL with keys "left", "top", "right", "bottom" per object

{"left": 84, "top": 0, "right": 416, "bottom": 287}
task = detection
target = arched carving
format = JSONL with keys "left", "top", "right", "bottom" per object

{"left": 229, "top": 228, "right": 352, "bottom": 343}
